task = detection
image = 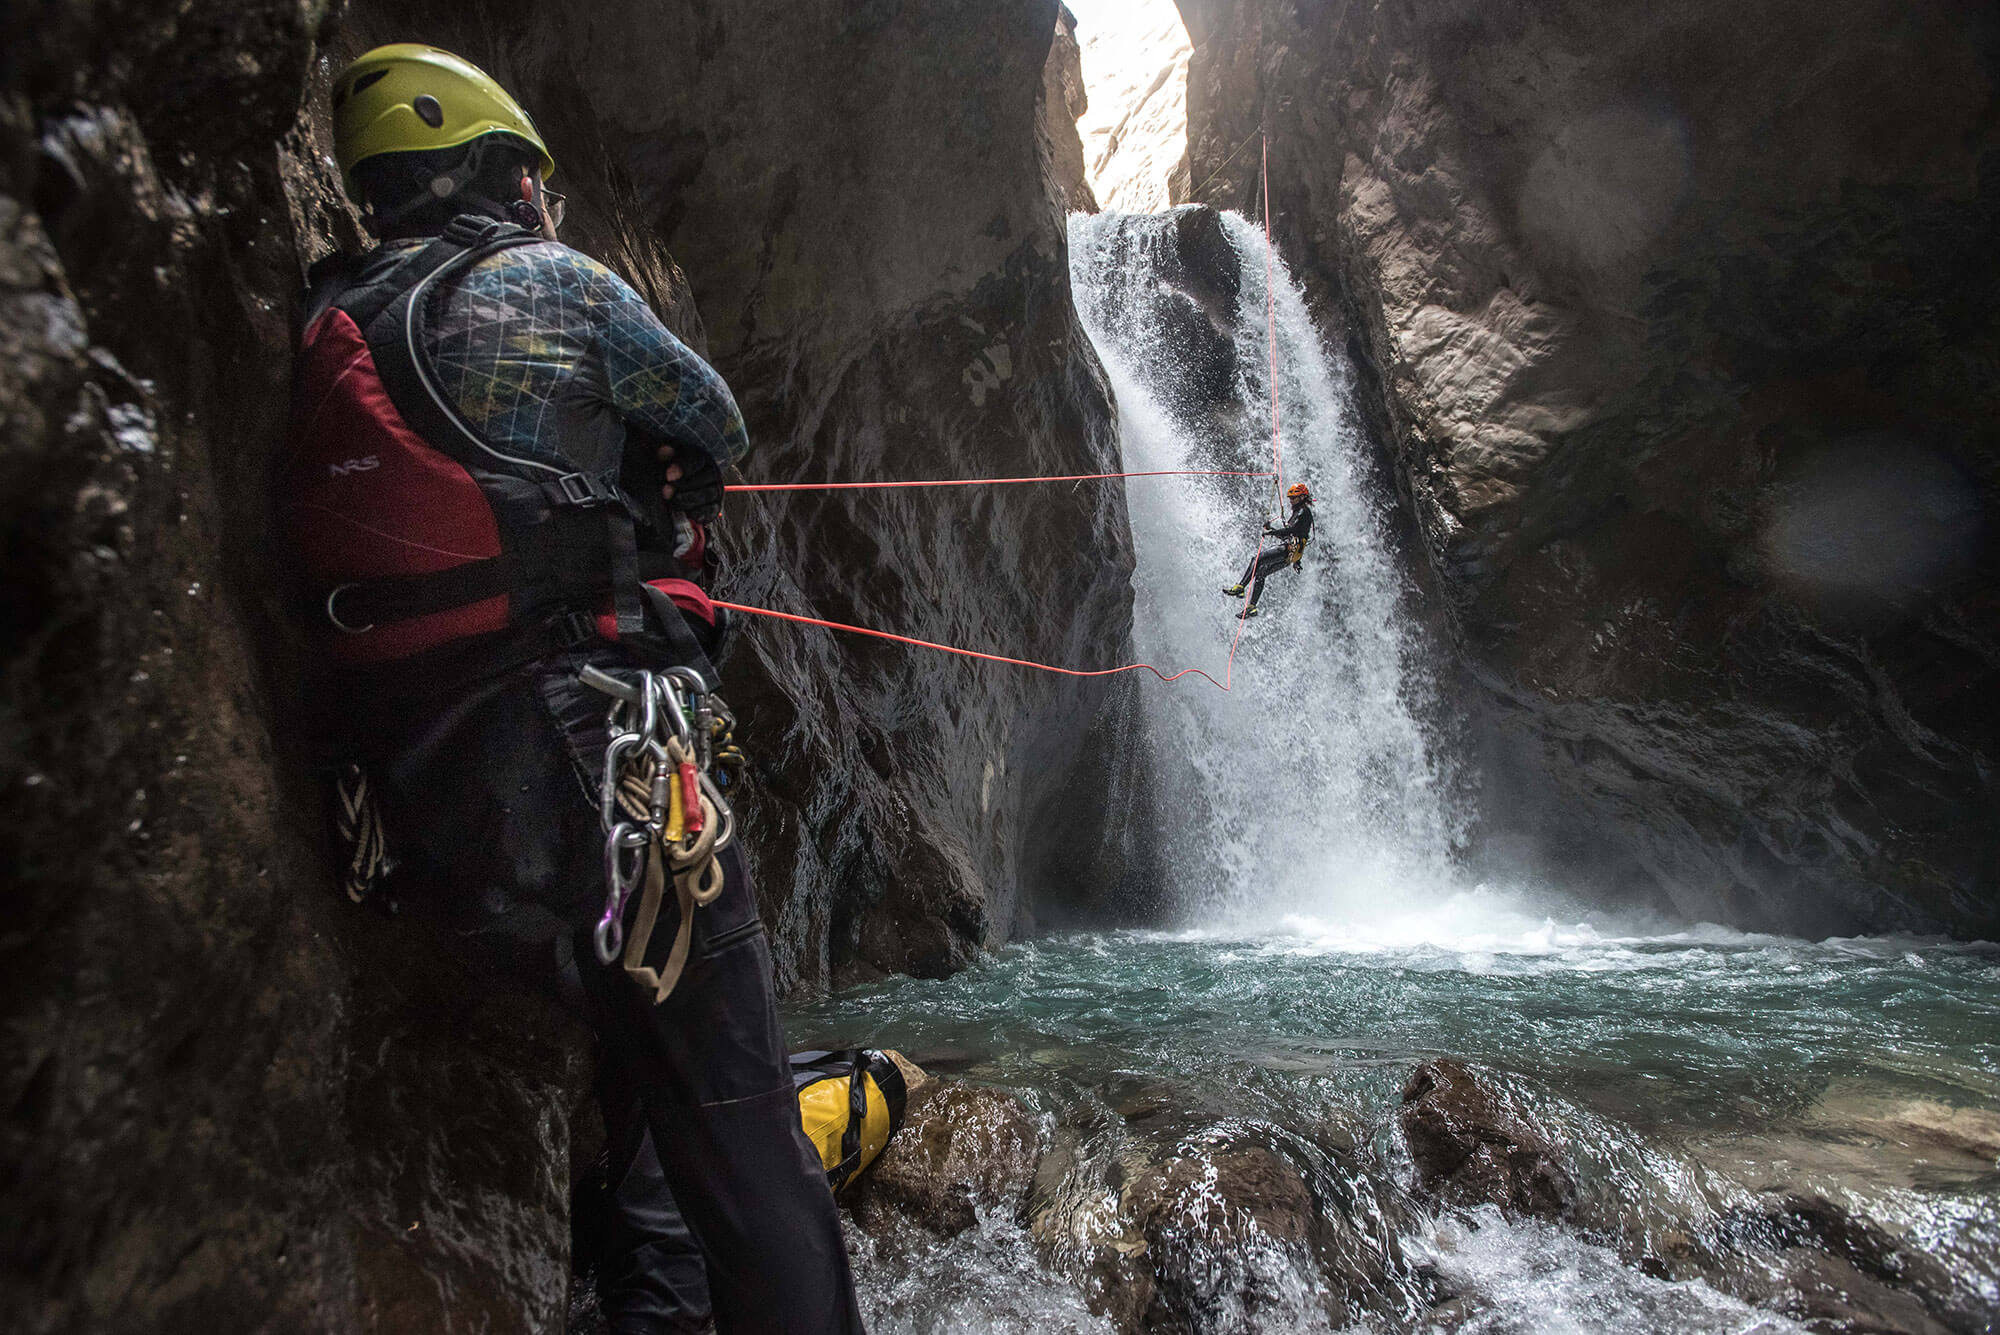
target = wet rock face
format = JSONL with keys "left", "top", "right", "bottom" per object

{"left": 850, "top": 1083, "right": 1043, "bottom": 1236}
{"left": 4, "top": 0, "right": 1132, "bottom": 1328}
{"left": 1399, "top": 1060, "right": 1577, "bottom": 1223}
{"left": 1120, "top": 1142, "right": 1403, "bottom": 1332}
{"left": 1081, "top": 207, "right": 1241, "bottom": 429}
{"left": 1718, "top": 1195, "right": 1991, "bottom": 1335}
{"left": 1178, "top": 0, "right": 2000, "bottom": 934}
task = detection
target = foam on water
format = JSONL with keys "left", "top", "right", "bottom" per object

{"left": 850, "top": 1210, "right": 1116, "bottom": 1335}
{"left": 1410, "top": 1208, "right": 1811, "bottom": 1335}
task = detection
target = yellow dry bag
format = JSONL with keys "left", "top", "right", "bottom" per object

{"left": 793, "top": 1049, "right": 909, "bottom": 1191}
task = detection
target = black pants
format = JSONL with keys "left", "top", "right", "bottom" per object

{"left": 1241, "top": 545, "right": 1294, "bottom": 606}
{"left": 580, "top": 1095, "right": 712, "bottom": 1332}
{"left": 370, "top": 649, "right": 864, "bottom": 1335}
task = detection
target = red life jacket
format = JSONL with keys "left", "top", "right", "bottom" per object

{"left": 286, "top": 216, "right": 719, "bottom": 676}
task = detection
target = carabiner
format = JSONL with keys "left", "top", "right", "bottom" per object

{"left": 636, "top": 673, "right": 659, "bottom": 748}
{"left": 662, "top": 664, "right": 711, "bottom": 704}
{"left": 600, "top": 731, "right": 642, "bottom": 832}
{"left": 596, "top": 822, "right": 650, "bottom": 963}
{"left": 650, "top": 674, "right": 693, "bottom": 746}
{"left": 698, "top": 769, "right": 735, "bottom": 854}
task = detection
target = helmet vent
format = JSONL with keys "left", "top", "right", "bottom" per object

{"left": 412, "top": 95, "right": 445, "bottom": 128}
{"left": 335, "top": 68, "right": 390, "bottom": 109}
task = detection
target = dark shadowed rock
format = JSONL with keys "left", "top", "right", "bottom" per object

{"left": 850, "top": 1083, "right": 1043, "bottom": 1236}
{"left": 1400, "top": 1059, "right": 1577, "bottom": 1222}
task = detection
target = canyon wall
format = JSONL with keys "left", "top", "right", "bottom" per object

{"left": 1177, "top": 0, "right": 1999, "bottom": 935}
{"left": 1, "top": 0, "right": 1129, "bottom": 1328}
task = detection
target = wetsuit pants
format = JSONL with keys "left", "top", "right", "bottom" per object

{"left": 1240, "top": 545, "right": 1294, "bottom": 606}
{"left": 368, "top": 648, "right": 864, "bottom": 1335}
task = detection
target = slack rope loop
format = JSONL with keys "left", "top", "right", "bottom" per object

{"left": 711, "top": 597, "right": 1256, "bottom": 692}
{"left": 725, "top": 469, "right": 1275, "bottom": 494}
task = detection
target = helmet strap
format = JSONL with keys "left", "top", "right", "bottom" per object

{"left": 362, "top": 137, "right": 520, "bottom": 238}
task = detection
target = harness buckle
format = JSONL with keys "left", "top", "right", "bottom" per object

{"left": 556, "top": 472, "right": 605, "bottom": 507}
{"left": 557, "top": 609, "right": 599, "bottom": 647}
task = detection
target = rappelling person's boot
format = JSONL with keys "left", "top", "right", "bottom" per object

{"left": 1239, "top": 604, "right": 1259, "bottom": 619}
{"left": 1222, "top": 583, "right": 1247, "bottom": 598}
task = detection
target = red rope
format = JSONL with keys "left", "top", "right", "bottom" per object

{"left": 710, "top": 154, "right": 1297, "bottom": 692}
{"left": 1263, "top": 134, "right": 1284, "bottom": 514}
{"left": 725, "top": 469, "right": 1274, "bottom": 494}
{"left": 712, "top": 597, "right": 1255, "bottom": 691}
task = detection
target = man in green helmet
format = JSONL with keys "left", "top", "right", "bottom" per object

{"left": 286, "top": 44, "right": 864, "bottom": 1333}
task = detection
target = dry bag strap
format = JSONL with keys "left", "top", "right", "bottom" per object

{"left": 790, "top": 1050, "right": 872, "bottom": 1191}
{"left": 830, "top": 1048, "right": 869, "bottom": 1189}
{"left": 863, "top": 1049, "right": 909, "bottom": 1137}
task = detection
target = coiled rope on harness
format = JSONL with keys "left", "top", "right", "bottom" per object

{"left": 333, "top": 763, "right": 389, "bottom": 903}
{"left": 584, "top": 664, "right": 737, "bottom": 1004}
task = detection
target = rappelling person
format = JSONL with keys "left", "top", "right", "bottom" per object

{"left": 1223, "top": 482, "right": 1315, "bottom": 617}
{"left": 284, "top": 44, "right": 864, "bottom": 1333}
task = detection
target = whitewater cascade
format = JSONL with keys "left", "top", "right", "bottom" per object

{"left": 1069, "top": 209, "right": 1466, "bottom": 926}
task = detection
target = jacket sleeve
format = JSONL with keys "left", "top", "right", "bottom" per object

{"left": 583, "top": 258, "right": 750, "bottom": 470}
{"left": 1268, "top": 510, "right": 1310, "bottom": 541}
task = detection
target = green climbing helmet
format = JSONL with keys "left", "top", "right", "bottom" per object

{"left": 331, "top": 44, "right": 555, "bottom": 200}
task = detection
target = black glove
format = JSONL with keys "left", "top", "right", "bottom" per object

{"left": 668, "top": 447, "right": 725, "bottom": 523}
{"left": 622, "top": 434, "right": 725, "bottom": 526}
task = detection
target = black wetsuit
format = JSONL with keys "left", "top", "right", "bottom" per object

{"left": 1240, "top": 502, "right": 1315, "bottom": 606}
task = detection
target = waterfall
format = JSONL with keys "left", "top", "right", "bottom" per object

{"left": 1069, "top": 208, "right": 1467, "bottom": 927}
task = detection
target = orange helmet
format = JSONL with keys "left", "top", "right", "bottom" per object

{"left": 1287, "top": 483, "right": 1312, "bottom": 502}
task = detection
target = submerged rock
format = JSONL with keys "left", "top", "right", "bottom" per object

{"left": 1032, "top": 1124, "right": 1417, "bottom": 1334}
{"left": 1399, "top": 1059, "right": 1578, "bottom": 1223}
{"left": 1709, "top": 1193, "right": 1994, "bottom": 1335}
{"left": 851, "top": 1083, "right": 1044, "bottom": 1237}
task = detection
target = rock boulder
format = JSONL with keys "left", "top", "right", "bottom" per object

{"left": 1399, "top": 1059, "right": 1577, "bottom": 1222}
{"left": 850, "top": 1083, "right": 1043, "bottom": 1236}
